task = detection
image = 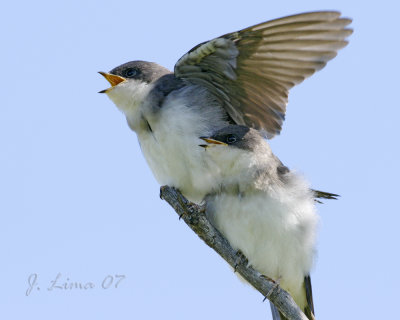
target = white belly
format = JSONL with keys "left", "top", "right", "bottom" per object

{"left": 206, "top": 185, "right": 317, "bottom": 308}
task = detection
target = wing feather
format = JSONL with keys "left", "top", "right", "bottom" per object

{"left": 175, "top": 11, "right": 352, "bottom": 137}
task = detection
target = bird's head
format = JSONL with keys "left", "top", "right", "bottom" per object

{"left": 199, "top": 125, "right": 270, "bottom": 175}
{"left": 99, "top": 61, "right": 170, "bottom": 115}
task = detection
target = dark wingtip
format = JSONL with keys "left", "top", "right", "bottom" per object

{"left": 312, "top": 189, "right": 340, "bottom": 201}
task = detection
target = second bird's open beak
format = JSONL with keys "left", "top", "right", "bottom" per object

{"left": 199, "top": 137, "right": 228, "bottom": 149}
{"left": 98, "top": 72, "right": 126, "bottom": 93}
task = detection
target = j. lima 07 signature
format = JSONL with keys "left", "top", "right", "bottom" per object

{"left": 26, "top": 273, "right": 126, "bottom": 296}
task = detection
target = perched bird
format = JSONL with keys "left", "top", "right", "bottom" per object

{"left": 200, "top": 125, "right": 323, "bottom": 320}
{"left": 99, "top": 11, "right": 352, "bottom": 203}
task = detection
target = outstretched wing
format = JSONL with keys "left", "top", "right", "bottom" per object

{"left": 175, "top": 11, "right": 352, "bottom": 138}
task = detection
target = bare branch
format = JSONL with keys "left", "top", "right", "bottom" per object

{"left": 160, "top": 186, "right": 308, "bottom": 320}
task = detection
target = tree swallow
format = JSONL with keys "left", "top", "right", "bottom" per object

{"left": 99, "top": 11, "right": 352, "bottom": 203}
{"left": 200, "top": 125, "right": 323, "bottom": 320}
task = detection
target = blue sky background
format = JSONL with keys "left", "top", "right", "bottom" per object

{"left": 1, "top": 0, "right": 399, "bottom": 319}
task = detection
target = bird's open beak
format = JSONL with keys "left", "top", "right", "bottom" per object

{"left": 199, "top": 137, "right": 228, "bottom": 149}
{"left": 98, "top": 72, "right": 126, "bottom": 93}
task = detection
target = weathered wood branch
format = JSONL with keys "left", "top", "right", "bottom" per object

{"left": 160, "top": 186, "right": 308, "bottom": 320}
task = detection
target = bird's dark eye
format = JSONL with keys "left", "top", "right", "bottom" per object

{"left": 124, "top": 68, "right": 140, "bottom": 78}
{"left": 226, "top": 134, "right": 237, "bottom": 144}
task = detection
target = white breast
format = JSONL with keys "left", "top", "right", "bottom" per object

{"left": 137, "top": 88, "right": 228, "bottom": 203}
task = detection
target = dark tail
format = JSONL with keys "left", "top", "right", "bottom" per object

{"left": 269, "top": 275, "right": 315, "bottom": 320}
{"left": 303, "top": 275, "right": 315, "bottom": 320}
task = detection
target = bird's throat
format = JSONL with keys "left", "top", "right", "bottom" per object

{"left": 106, "top": 81, "right": 153, "bottom": 132}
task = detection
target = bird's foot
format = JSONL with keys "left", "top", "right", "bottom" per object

{"left": 261, "top": 275, "right": 281, "bottom": 302}
{"left": 159, "top": 186, "right": 167, "bottom": 199}
{"left": 233, "top": 250, "right": 248, "bottom": 272}
{"left": 159, "top": 185, "right": 205, "bottom": 219}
